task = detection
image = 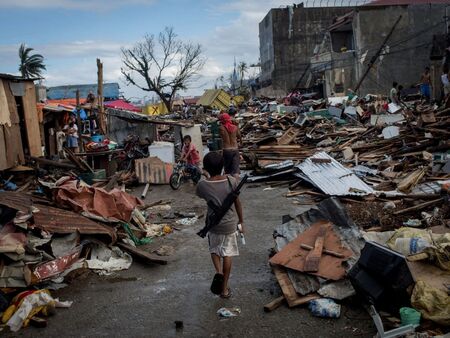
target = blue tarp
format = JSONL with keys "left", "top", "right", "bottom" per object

{"left": 47, "top": 83, "right": 120, "bottom": 100}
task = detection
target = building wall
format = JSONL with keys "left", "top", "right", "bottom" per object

{"left": 259, "top": 11, "right": 275, "bottom": 87}
{"left": 354, "top": 4, "right": 447, "bottom": 95}
{"left": 259, "top": 6, "right": 351, "bottom": 95}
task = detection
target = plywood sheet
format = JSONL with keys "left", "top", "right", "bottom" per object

{"left": 0, "top": 126, "right": 8, "bottom": 170}
{"left": 269, "top": 221, "right": 353, "bottom": 281}
{"left": 22, "top": 81, "right": 42, "bottom": 157}
{"left": 3, "top": 80, "right": 24, "bottom": 166}
{"left": 0, "top": 80, "right": 11, "bottom": 126}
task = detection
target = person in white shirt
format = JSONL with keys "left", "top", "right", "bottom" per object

{"left": 63, "top": 118, "right": 79, "bottom": 153}
{"left": 389, "top": 82, "right": 399, "bottom": 104}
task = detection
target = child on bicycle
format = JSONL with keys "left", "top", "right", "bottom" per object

{"left": 180, "top": 135, "right": 201, "bottom": 177}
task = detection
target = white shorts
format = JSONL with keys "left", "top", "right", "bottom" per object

{"left": 208, "top": 231, "right": 239, "bottom": 257}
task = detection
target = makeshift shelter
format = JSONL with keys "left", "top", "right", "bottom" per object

{"left": 0, "top": 74, "right": 42, "bottom": 170}
{"left": 197, "top": 89, "right": 231, "bottom": 110}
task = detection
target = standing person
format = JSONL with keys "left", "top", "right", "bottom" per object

{"left": 63, "top": 117, "right": 79, "bottom": 153}
{"left": 219, "top": 112, "right": 241, "bottom": 179}
{"left": 196, "top": 104, "right": 204, "bottom": 116}
{"left": 441, "top": 67, "right": 450, "bottom": 98}
{"left": 196, "top": 151, "right": 244, "bottom": 298}
{"left": 180, "top": 135, "right": 201, "bottom": 180}
{"left": 389, "top": 82, "right": 399, "bottom": 104}
{"left": 420, "top": 67, "right": 432, "bottom": 102}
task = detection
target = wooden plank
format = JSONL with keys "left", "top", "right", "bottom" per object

{"left": 263, "top": 296, "right": 285, "bottom": 312}
{"left": 0, "top": 126, "right": 8, "bottom": 170}
{"left": 3, "top": 79, "right": 24, "bottom": 167}
{"left": 117, "top": 242, "right": 168, "bottom": 265}
{"left": 271, "top": 264, "right": 298, "bottom": 307}
{"left": 304, "top": 225, "right": 326, "bottom": 272}
{"left": 22, "top": 81, "right": 42, "bottom": 157}
{"left": 278, "top": 127, "right": 300, "bottom": 145}
{"left": 271, "top": 264, "right": 320, "bottom": 308}
{"left": 393, "top": 198, "right": 443, "bottom": 215}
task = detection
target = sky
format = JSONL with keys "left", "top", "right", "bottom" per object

{"left": 0, "top": 0, "right": 296, "bottom": 100}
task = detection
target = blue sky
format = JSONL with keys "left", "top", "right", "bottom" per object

{"left": 0, "top": 0, "right": 290, "bottom": 99}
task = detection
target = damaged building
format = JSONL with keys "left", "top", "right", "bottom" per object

{"left": 0, "top": 74, "right": 42, "bottom": 171}
{"left": 311, "top": 0, "right": 449, "bottom": 97}
{"left": 258, "top": 4, "right": 351, "bottom": 97}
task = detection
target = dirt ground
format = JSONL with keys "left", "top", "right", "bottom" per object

{"left": 12, "top": 183, "right": 376, "bottom": 338}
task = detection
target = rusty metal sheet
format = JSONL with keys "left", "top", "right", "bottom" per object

{"left": 33, "top": 205, "right": 117, "bottom": 243}
{"left": 0, "top": 191, "right": 33, "bottom": 212}
{"left": 270, "top": 221, "right": 353, "bottom": 281}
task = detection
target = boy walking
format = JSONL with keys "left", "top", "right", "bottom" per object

{"left": 196, "top": 151, "right": 244, "bottom": 298}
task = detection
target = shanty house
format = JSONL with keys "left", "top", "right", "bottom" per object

{"left": 0, "top": 74, "right": 42, "bottom": 170}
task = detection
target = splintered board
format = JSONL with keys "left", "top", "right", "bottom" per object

{"left": 271, "top": 264, "right": 319, "bottom": 308}
{"left": 277, "top": 127, "right": 300, "bottom": 145}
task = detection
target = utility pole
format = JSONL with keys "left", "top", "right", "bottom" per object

{"left": 97, "top": 58, "right": 105, "bottom": 135}
{"left": 75, "top": 89, "right": 84, "bottom": 152}
{"left": 354, "top": 15, "right": 402, "bottom": 93}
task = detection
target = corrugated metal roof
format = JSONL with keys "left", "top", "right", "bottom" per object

{"left": 197, "top": 89, "right": 230, "bottom": 110}
{"left": 0, "top": 192, "right": 33, "bottom": 212}
{"left": 366, "top": 0, "right": 448, "bottom": 6}
{"left": 33, "top": 205, "right": 117, "bottom": 243}
{"left": 296, "top": 152, "right": 374, "bottom": 196}
{"left": 47, "top": 83, "right": 120, "bottom": 100}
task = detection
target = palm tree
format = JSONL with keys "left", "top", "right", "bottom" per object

{"left": 238, "top": 61, "right": 248, "bottom": 89}
{"left": 18, "top": 44, "right": 46, "bottom": 79}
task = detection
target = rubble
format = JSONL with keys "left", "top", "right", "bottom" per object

{"left": 243, "top": 94, "right": 449, "bottom": 334}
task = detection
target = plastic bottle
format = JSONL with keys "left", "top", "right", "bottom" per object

{"left": 237, "top": 224, "right": 245, "bottom": 245}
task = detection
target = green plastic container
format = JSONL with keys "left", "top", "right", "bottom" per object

{"left": 400, "top": 307, "right": 421, "bottom": 326}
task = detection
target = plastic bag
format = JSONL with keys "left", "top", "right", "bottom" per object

{"left": 308, "top": 298, "right": 341, "bottom": 318}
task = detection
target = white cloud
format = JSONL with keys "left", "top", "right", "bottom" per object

{"left": 0, "top": 0, "right": 155, "bottom": 10}
{"left": 0, "top": 0, "right": 296, "bottom": 98}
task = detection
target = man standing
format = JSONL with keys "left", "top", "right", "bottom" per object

{"left": 219, "top": 112, "right": 241, "bottom": 179}
{"left": 420, "top": 67, "right": 432, "bottom": 102}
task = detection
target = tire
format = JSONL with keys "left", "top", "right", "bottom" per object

{"left": 170, "top": 173, "right": 182, "bottom": 190}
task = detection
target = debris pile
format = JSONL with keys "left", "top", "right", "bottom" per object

{"left": 249, "top": 95, "right": 449, "bottom": 335}
{"left": 0, "top": 173, "right": 191, "bottom": 331}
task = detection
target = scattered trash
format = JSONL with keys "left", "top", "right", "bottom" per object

{"left": 176, "top": 216, "right": 198, "bottom": 226}
{"left": 308, "top": 298, "right": 341, "bottom": 318}
{"left": 3, "top": 289, "right": 72, "bottom": 332}
{"left": 217, "top": 307, "right": 241, "bottom": 318}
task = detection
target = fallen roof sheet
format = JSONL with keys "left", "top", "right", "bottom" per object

{"left": 33, "top": 205, "right": 117, "bottom": 243}
{"left": 296, "top": 152, "right": 374, "bottom": 196}
{"left": 0, "top": 192, "right": 33, "bottom": 213}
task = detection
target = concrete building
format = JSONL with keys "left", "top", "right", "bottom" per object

{"left": 258, "top": 4, "right": 351, "bottom": 97}
{"left": 311, "top": 0, "right": 449, "bottom": 98}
